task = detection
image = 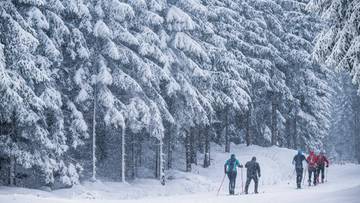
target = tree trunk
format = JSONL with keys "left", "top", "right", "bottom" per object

{"left": 131, "top": 133, "right": 136, "bottom": 179}
{"left": 285, "top": 115, "right": 292, "bottom": 148}
{"left": 138, "top": 140, "right": 142, "bottom": 168}
{"left": 155, "top": 142, "right": 159, "bottom": 178}
{"left": 354, "top": 112, "right": 360, "bottom": 163}
{"left": 203, "top": 126, "right": 211, "bottom": 168}
{"left": 185, "top": 130, "right": 191, "bottom": 172}
{"left": 225, "top": 107, "right": 230, "bottom": 152}
{"left": 271, "top": 97, "right": 278, "bottom": 146}
{"left": 190, "top": 128, "right": 197, "bottom": 165}
{"left": 159, "top": 138, "right": 165, "bottom": 185}
{"left": 9, "top": 155, "right": 15, "bottom": 186}
{"left": 245, "top": 110, "right": 251, "bottom": 146}
{"left": 167, "top": 130, "right": 173, "bottom": 169}
{"left": 121, "top": 126, "right": 126, "bottom": 182}
{"left": 292, "top": 117, "right": 298, "bottom": 149}
{"left": 353, "top": 97, "right": 360, "bottom": 163}
{"left": 9, "top": 113, "right": 16, "bottom": 186}
{"left": 198, "top": 127, "right": 204, "bottom": 153}
{"left": 91, "top": 88, "right": 97, "bottom": 182}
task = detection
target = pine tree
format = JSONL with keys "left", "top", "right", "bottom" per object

{"left": 327, "top": 72, "right": 360, "bottom": 162}
{"left": 0, "top": 0, "right": 89, "bottom": 188}
{"left": 309, "top": 0, "right": 360, "bottom": 91}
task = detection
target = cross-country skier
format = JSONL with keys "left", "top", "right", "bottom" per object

{"left": 244, "top": 156, "right": 261, "bottom": 194}
{"left": 292, "top": 150, "right": 308, "bottom": 189}
{"left": 316, "top": 151, "right": 329, "bottom": 183}
{"left": 224, "top": 154, "right": 243, "bottom": 195}
{"left": 307, "top": 151, "right": 318, "bottom": 186}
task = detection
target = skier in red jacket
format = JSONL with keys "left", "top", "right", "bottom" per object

{"left": 307, "top": 151, "right": 318, "bottom": 186}
{"left": 317, "top": 151, "right": 329, "bottom": 183}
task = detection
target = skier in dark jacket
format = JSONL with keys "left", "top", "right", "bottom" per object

{"left": 293, "top": 150, "right": 308, "bottom": 189}
{"left": 224, "top": 154, "right": 243, "bottom": 195}
{"left": 244, "top": 156, "right": 261, "bottom": 194}
{"left": 316, "top": 151, "right": 329, "bottom": 183}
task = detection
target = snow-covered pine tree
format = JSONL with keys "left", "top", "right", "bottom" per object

{"left": 309, "top": 0, "right": 360, "bottom": 160}
{"left": 276, "top": 0, "right": 332, "bottom": 150}
{"left": 326, "top": 71, "right": 360, "bottom": 163}
{"left": 161, "top": 3, "right": 209, "bottom": 171}
{"left": 0, "top": 0, "right": 89, "bottom": 188}
{"left": 309, "top": 0, "right": 360, "bottom": 91}
{"left": 174, "top": 0, "right": 252, "bottom": 156}
{"left": 240, "top": 0, "right": 332, "bottom": 150}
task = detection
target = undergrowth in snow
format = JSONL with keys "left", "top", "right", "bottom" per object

{"left": 1, "top": 144, "right": 360, "bottom": 203}
{"left": 0, "top": 144, "right": 309, "bottom": 199}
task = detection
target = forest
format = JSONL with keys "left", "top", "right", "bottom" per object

{"left": 0, "top": 0, "right": 359, "bottom": 189}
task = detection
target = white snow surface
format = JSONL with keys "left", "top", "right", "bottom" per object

{"left": 0, "top": 144, "right": 359, "bottom": 203}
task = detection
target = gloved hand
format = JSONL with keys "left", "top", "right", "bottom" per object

{"left": 224, "top": 170, "right": 227, "bottom": 174}
{"left": 326, "top": 165, "right": 329, "bottom": 168}
{"left": 240, "top": 165, "right": 244, "bottom": 168}
{"left": 259, "top": 174, "right": 261, "bottom": 178}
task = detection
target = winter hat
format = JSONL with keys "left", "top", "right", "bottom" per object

{"left": 231, "top": 154, "right": 236, "bottom": 159}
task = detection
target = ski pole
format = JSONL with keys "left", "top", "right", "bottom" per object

{"left": 241, "top": 167, "right": 244, "bottom": 194}
{"left": 287, "top": 168, "right": 296, "bottom": 184}
{"left": 325, "top": 167, "right": 328, "bottom": 182}
{"left": 217, "top": 173, "right": 226, "bottom": 196}
{"left": 302, "top": 167, "right": 307, "bottom": 186}
{"left": 291, "top": 168, "right": 296, "bottom": 178}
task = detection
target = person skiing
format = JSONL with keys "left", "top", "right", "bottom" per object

{"left": 224, "top": 154, "right": 243, "bottom": 195}
{"left": 244, "top": 156, "right": 261, "bottom": 194}
{"left": 316, "top": 151, "right": 329, "bottom": 183}
{"left": 292, "top": 150, "right": 308, "bottom": 189}
{"left": 307, "top": 151, "right": 318, "bottom": 186}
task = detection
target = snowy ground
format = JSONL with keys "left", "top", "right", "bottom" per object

{"left": 0, "top": 144, "right": 359, "bottom": 203}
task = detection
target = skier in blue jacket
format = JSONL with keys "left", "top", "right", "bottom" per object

{"left": 224, "top": 154, "right": 243, "bottom": 195}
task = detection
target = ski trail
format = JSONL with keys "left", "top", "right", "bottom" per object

{"left": 0, "top": 144, "right": 358, "bottom": 203}
{"left": 0, "top": 164, "right": 359, "bottom": 203}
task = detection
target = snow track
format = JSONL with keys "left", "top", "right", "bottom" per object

{"left": 0, "top": 145, "right": 359, "bottom": 203}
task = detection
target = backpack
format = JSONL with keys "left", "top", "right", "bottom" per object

{"left": 317, "top": 155, "right": 327, "bottom": 166}
{"left": 308, "top": 154, "right": 317, "bottom": 167}
{"left": 246, "top": 161, "right": 258, "bottom": 177}
{"left": 228, "top": 159, "right": 236, "bottom": 172}
{"left": 294, "top": 155, "right": 304, "bottom": 169}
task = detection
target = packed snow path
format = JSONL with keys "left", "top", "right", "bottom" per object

{"left": 0, "top": 164, "right": 359, "bottom": 203}
{"left": 0, "top": 145, "right": 359, "bottom": 203}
